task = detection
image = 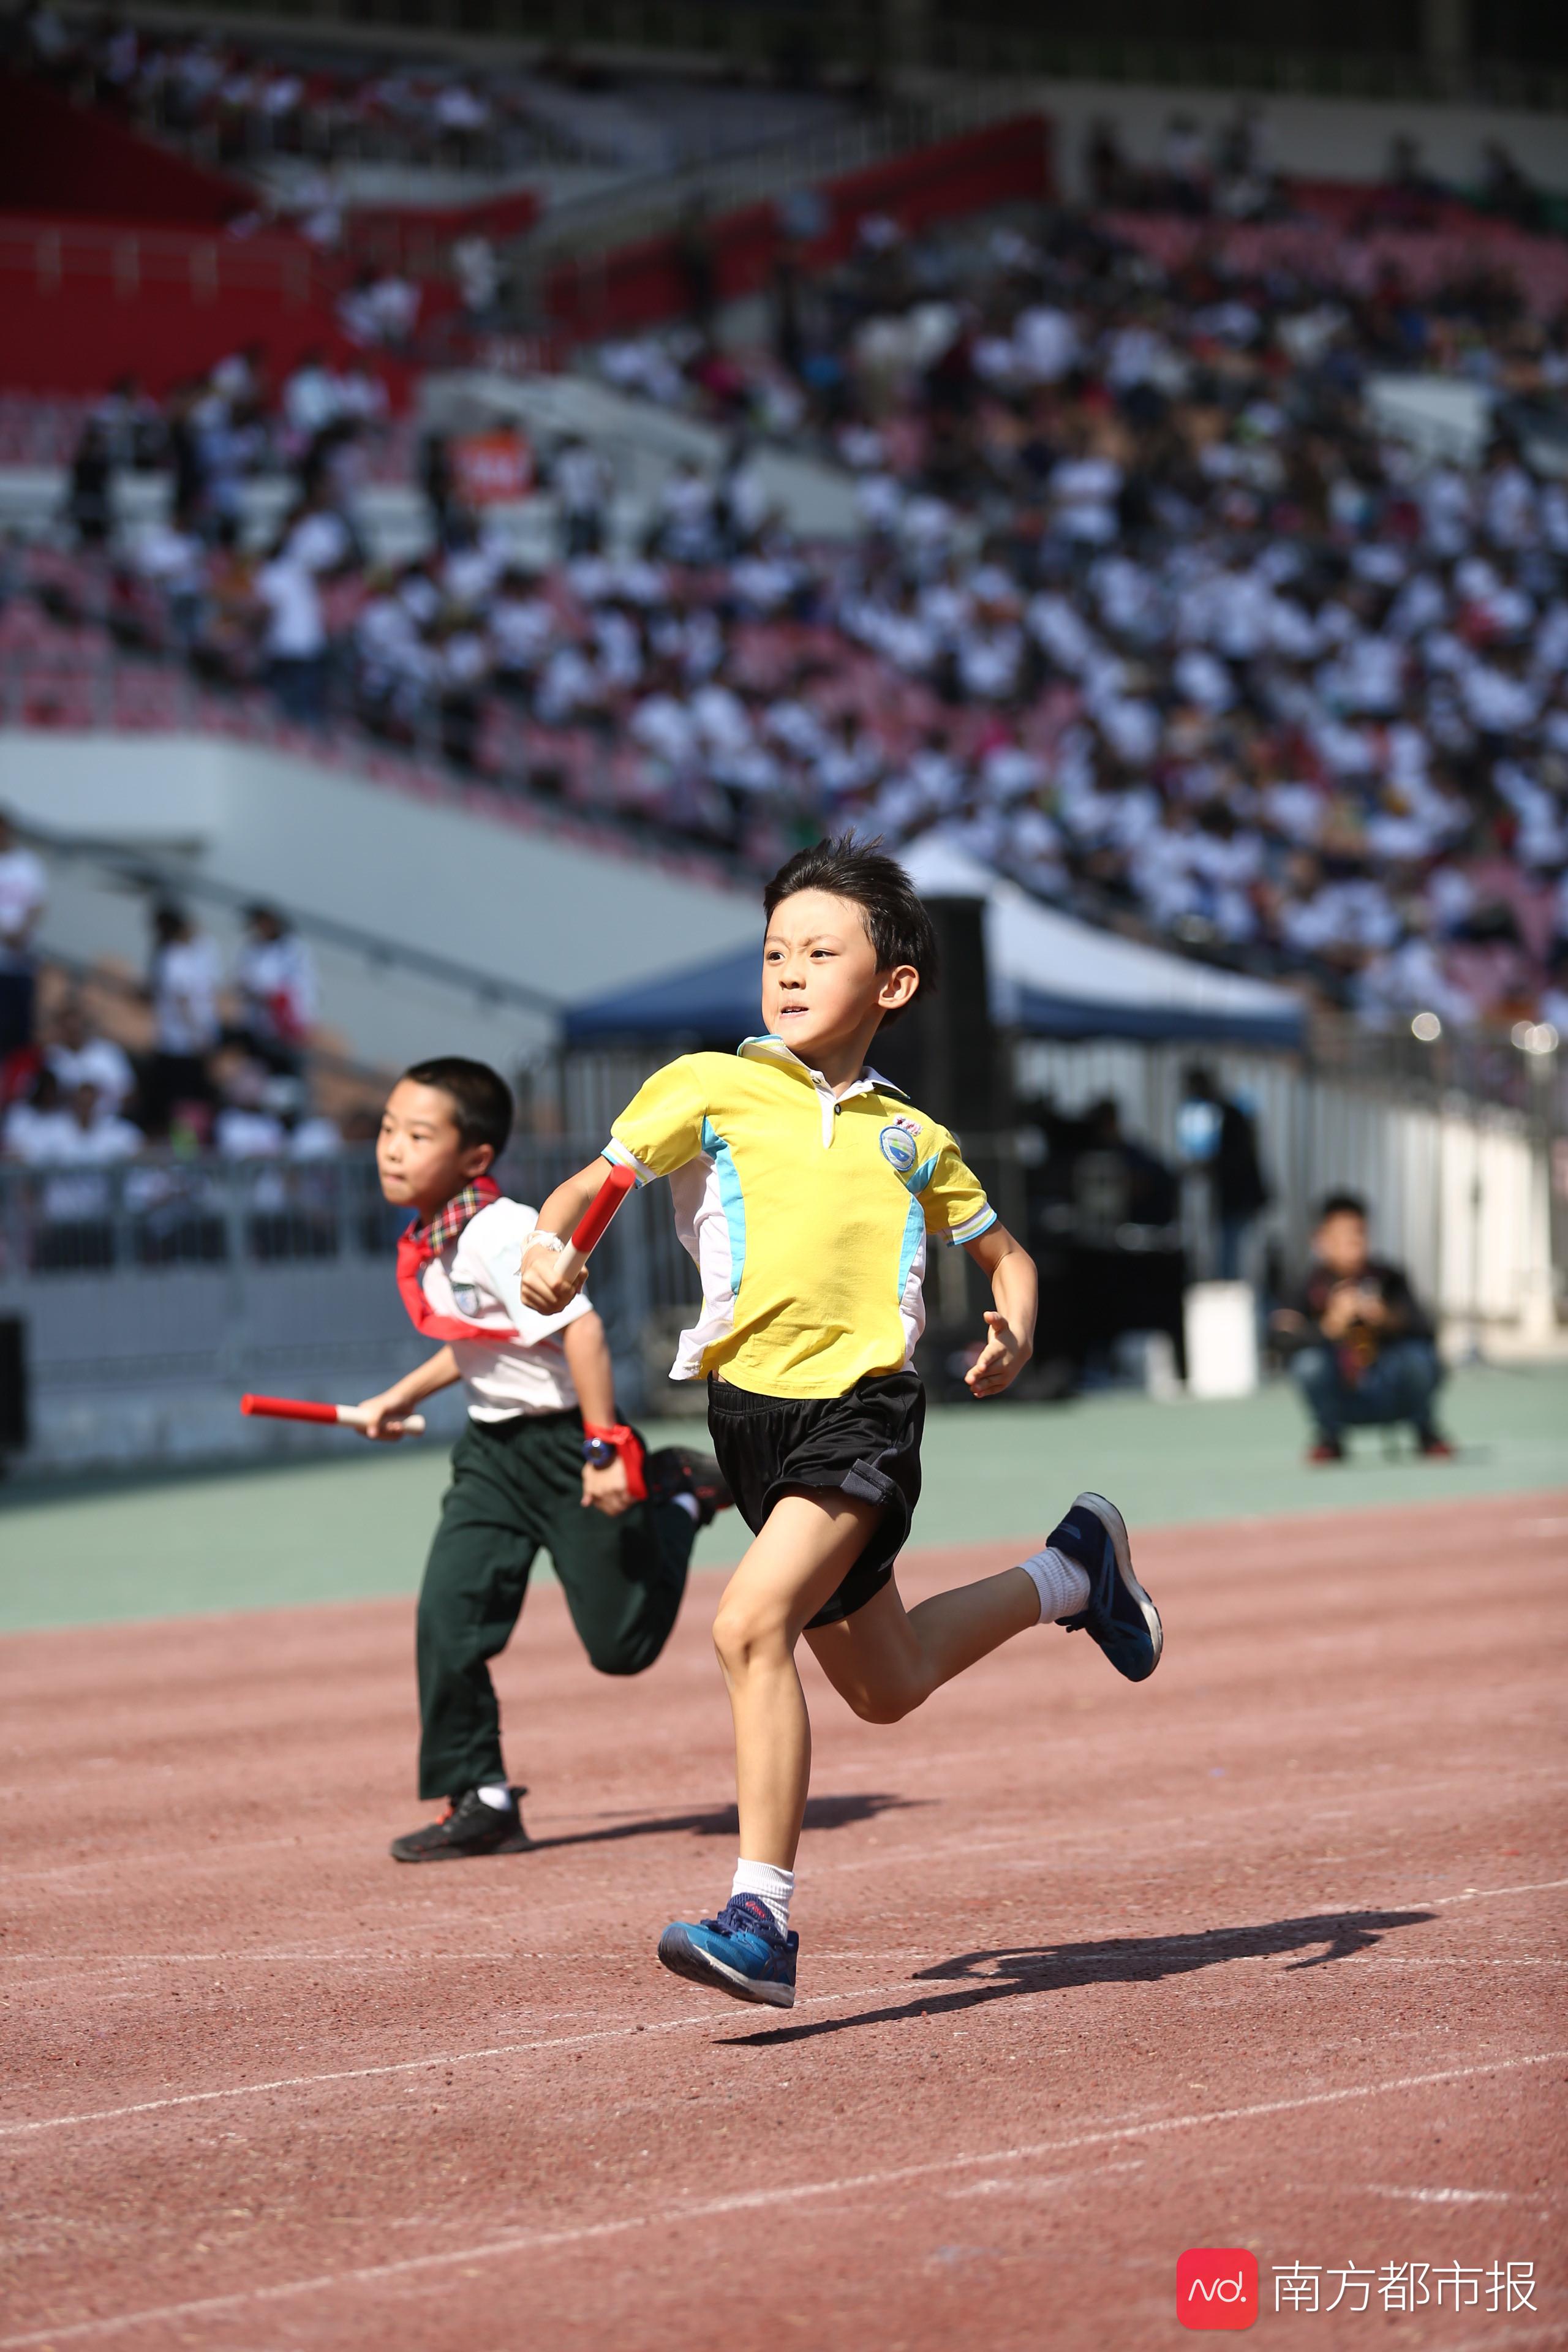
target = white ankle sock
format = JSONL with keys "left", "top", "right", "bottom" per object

{"left": 1019, "top": 1545, "right": 1091, "bottom": 1625}
{"left": 731, "top": 1858, "right": 794, "bottom": 1935}
{"left": 671, "top": 1491, "right": 701, "bottom": 1525}
{"left": 475, "top": 1782, "right": 513, "bottom": 1811}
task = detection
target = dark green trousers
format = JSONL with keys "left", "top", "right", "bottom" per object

{"left": 416, "top": 1409, "right": 695, "bottom": 1799}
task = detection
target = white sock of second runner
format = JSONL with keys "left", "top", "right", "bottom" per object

{"left": 1019, "top": 1546, "right": 1091, "bottom": 1624}
{"left": 731, "top": 1858, "right": 794, "bottom": 1936}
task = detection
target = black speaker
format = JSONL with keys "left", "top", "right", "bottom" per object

{"left": 0, "top": 1316, "right": 28, "bottom": 1454}
{"left": 873, "top": 895, "right": 1010, "bottom": 1134}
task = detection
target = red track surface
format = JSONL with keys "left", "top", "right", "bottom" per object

{"left": 3, "top": 1492, "right": 1566, "bottom": 2350}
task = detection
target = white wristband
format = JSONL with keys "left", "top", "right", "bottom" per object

{"left": 527, "top": 1231, "right": 567, "bottom": 1255}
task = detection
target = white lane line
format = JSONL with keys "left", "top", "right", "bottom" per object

{"left": 1360, "top": 2184, "right": 1518, "bottom": 2205}
{"left": 945, "top": 2159, "right": 1145, "bottom": 2201}
{"left": 1436, "top": 1879, "right": 1568, "bottom": 1905}
{"left": 0, "top": 1977, "right": 923, "bottom": 2139}
{"left": 2, "top": 2049, "right": 1562, "bottom": 2351}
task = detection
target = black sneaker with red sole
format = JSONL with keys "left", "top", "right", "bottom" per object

{"left": 646, "top": 1446, "right": 733, "bottom": 1528}
{"left": 390, "top": 1784, "right": 533, "bottom": 1863}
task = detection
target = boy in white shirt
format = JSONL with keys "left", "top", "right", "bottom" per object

{"left": 356, "top": 1057, "right": 728, "bottom": 1863}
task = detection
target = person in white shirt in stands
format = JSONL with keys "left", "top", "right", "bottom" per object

{"left": 552, "top": 436, "right": 611, "bottom": 562}
{"left": 254, "top": 542, "right": 328, "bottom": 728}
{"left": 39, "top": 1080, "right": 143, "bottom": 1167}
{"left": 282, "top": 350, "right": 344, "bottom": 451}
{"left": 0, "top": 810, "right": 47, "bottom": 1067}
{"left": 146, "top": 903, "right": 221, "bottom": 1136}
{"left": 214, "top": 1060, "right": 287, "bottom": 1161}
{"left": 47, "top": 997, "right": 135, "bottom": 1113}
{"left": 235, "top": 904, "right": 317, "bottom": 1077}
{"left": 2, "top": 1066, "right": 69, "bottom": 1162}
{"left": 28, "top": 1081, "right": 143, "bottom": 1268}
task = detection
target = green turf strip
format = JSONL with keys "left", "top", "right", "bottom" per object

{"left": 2, "top": 1362, "right": 1565, "bottom": 1635}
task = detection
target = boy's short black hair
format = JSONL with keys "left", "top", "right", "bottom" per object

{"left": 763, "top": 835, "right": 937, "bottom": 1023}
{"left": 400, "top": 1057, "right": 513, "bottom": 1158}
{"left": 1316, "top": 1189, "right": 1368, "bottom": 1224}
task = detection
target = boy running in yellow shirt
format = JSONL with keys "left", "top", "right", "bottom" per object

{"left": 520, "top": 839, "right": 1161, "bottom": 2008}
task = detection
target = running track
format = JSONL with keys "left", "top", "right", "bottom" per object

{"left": 2, "top": 1491, "right": 1565, "bottom": 2348}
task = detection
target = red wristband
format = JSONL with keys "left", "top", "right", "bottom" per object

{"left": 582, "top": 1422, "right": 647, "bottom": 1502}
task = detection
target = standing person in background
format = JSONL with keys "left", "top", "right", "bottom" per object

{"left": 1180, "top": 1066, "right": 1270, "bottom": 1282}
{"left": 145, "top": 904, "right": 221, "bottom": 1135}
{"left": 254, "top": 538, "right": 329, "bottom": 728}
{"left": 552, "top": 435, "right": 610, "bottom": 562}
{"left": 66, "top": 418, "right": 114, "bottom": 548}
{"left": 235, "top": 905, "right": 316, "bottom": 1077}
{"left": 0, "top": 811, "right": 47, "bottom": 1071}
{"left": 1273, "top": 1191, "right": 1452, "bottom": 1464}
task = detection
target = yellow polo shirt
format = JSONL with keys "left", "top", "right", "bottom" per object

{"left": 605, "top": 1035, "right": 996, "bottom": 1399}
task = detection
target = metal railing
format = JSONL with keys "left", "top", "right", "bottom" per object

{"left": 503, "top": 86, "right": 1030, "bottom": 285}
{"left": 13, "top": 808, "right": 563, "bottom": 1024}
{"left": 0, "top": 216, "right": 331, "bottom": 307}
{"left": 0, "top": 1143, "right": 701, "bottom": 1447}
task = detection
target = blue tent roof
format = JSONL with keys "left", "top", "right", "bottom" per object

{"left": 566, "top": 941, "right": 763, "bottom": 1044}
{"left": 565, "top": 843, "right": 1305, "bottom": 1051}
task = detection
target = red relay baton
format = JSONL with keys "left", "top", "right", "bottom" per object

{"left": 556, "top": 1161, "right": 635, "bottom": 1284}
{"left": 241, "top": 1394, "right": 427, "bottom": 1436}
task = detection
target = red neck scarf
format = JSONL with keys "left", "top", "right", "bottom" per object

{"left": 395, "top": 1176, "right": 519, "bottom": 1343}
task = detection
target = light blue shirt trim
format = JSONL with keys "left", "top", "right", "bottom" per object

{"left": 700, "top": 1115, "right": 747, "bottom": 1298}
{"left": 897, "top": 1194, "right": 926, "bottom": 1303}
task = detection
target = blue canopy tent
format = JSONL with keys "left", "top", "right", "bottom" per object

{"left": 564, "top": 840, "right": 1305, "bottom": 1052}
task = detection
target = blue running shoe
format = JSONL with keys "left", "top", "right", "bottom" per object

{"left": 1049, "top": 1491, "right": 1163, "bottom": 1683}
{"left": 657, "top": 1893, "right": 798, "bottom": 2008}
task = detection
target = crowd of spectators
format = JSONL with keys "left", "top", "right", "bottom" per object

{"left": 66, "top": 344, "right": 401, "bottom": 554}
{"left": 1081, "top": 109, "right": 1556, "bottom": 238}
{"left": 16, "top": 182, "right": 1568, "bottom": 1042}
{"left": 14, "top": 2, "right": 581, "bottom": 179}
{"left": 11, "top": 4, "right": 850, "bottom": 186}
{"left": 0, "top": 852, "right": 347, "bottom": 1192}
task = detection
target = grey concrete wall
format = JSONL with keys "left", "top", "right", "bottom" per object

{"left": 0, "top": 732, "right": 759, "bottom": 1072}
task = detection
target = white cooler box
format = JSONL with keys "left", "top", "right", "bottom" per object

{"left": 1184, "top": 1281, "right": 1259, "bottom": 1400}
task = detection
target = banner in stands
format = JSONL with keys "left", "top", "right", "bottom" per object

{"left": 452, "top": 429, "right": 533, "bottom": 505}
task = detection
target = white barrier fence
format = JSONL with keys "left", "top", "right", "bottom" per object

{"left": 0, "top": 1053, "right": 1558, "bottom": 1475}
{"left": 0, "top": 1147, "right": 699, "bottom": 1475}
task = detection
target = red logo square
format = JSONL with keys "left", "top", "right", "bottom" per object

{"left": 1177, "top": 2248, "right": 1260, "bottom": 2330}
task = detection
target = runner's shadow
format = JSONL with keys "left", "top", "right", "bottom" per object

{"left": 724, "top": 1908, "right": 1437, "bottom": 2047}
{"left": 524, "top": 1790, "right": 922, "bottom": 1854}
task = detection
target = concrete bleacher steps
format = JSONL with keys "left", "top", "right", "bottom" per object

{"left": 0, "top": 729, "right": 760, "bottom": 1076}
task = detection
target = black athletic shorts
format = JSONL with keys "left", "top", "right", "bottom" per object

{"left": 706, "top": 1368, "right": 924, "bottom": 1627}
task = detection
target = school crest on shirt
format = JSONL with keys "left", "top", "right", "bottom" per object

{"left": 878, "top": 1121, "right": 919, "bottom": 1174}
{"left": 451, "top": 1281, "right": 484, "bottom": 1317}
